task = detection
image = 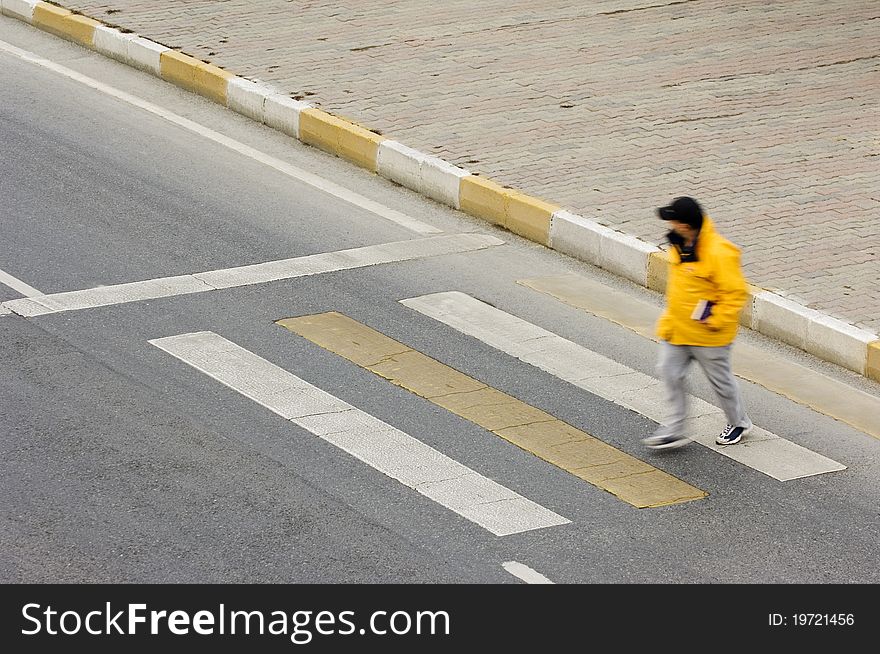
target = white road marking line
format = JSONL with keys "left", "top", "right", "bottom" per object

{"left": 1, "top": 233, "right": 503, "bottom": 317}
{"left": 149, "top": 331, "right": 569, "bottom": 536}
{"left": 400, "top": 291, "right": 847, "bottom": 481}
{"left": 0, "top": 38, "right": 441, "bottom": 235}
{"left": 0, "top": 267, "right": 43, "bottom": 297}
{"left": 502, "top": 561, "right": 555, "bottom": 584}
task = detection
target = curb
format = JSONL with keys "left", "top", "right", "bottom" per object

{"left": 4, "top": 0, "right": 879, "bottom": 383}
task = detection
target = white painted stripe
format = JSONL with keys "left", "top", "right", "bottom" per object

{"left": 5, "top": 275, "right": 208, "bottom": 316}
{"left": 752, "top": 291, "right": 819, "bottom": 350}
{"left": 502, "top": 561, "right": 554, "bottom": 584}
{"left": 0, "top": 267, "right": 43, "bottom": 296}
{"left": 549, "top": 209, "right": 656, "bottom": 287}
{"left": 149, "top": 331, "right": 569, "bottom": 536}
{"left": 752, "top": 290, "right": 874, "bottom": 375}
{"left": 1, "top": 0, "right": 37, "bottom": 22}
{"left": 125, "top": 36, "right": 167, "bottom": 76}
{"left": 92, "top": 25, "right": 136, "bottom": 63}
{"left": 263, "top": 93, "right": 310, "bottom": 140}
{"left": 807, "top": 312, "right": 874, "bottom": 376}
{"left": 226, "top": 77, "right": 271, "bottom": 122}
{"left": 1, "top": 234, "right": 503, "bottom": 317}
{"left": 377, "top": 141, "right": 425, "bottom": 195}
{"left": 401, "top": 291, "right": 846, "bottom": 481}
{"left": 377, "top": 140, "right": 470, "bottom": 210}
{"left": 421, "top": 155, "right": 470, "bottom": 210}
{"left": 227, "top": 78, "right": 313, "bottom": 138}
{"left": 0, "top": 39, "right": 440, "bottom": 235}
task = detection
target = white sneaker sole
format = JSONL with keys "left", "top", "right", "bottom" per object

{"left": 645, "top": 437, "right": 691, "bottom": 451}
{"left": 716, "top": 425, "right": 752, "bottom": 446}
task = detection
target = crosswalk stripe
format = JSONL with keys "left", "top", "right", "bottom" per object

{"left": 278, "top": 312, "right": 707, "bottom": 508}
{"left": 0, "top": 267, "right": 43, "bottom": 297}
{"left": 400, "top": 291, "right": 846, "bottom": 481}
{"left": 502, "top": 561, "right": 554, "bottom": 584}
{"left": 2, "top": 233, "right": 503, "bottom": 317}
{"left": 149, "top": 330, "right": 568, "bottom": 536}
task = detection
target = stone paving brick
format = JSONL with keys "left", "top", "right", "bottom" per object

{"left": 55, "top": 0, "right": 880, "bottom": 334}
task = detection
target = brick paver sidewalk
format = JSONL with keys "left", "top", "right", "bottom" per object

{"left": 60, "top": 0, "right": 880, "bottom": 333}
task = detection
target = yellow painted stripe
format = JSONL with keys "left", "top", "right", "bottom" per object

{"left": 160, "top": 50, "right": 197, "bottom": 91}
{"left": 160, "top": 50, "right": 233, "bottom": 105}
{"left": 460, "top": 176, "right": 508, "bottom": 226}
{"left": 299, "top": 108, "right": 385, "bottom": 171}
{"left": 867, "top": 341, "right": 880, "bottom": 383}
{"left": 277, "top": 312, "right": 707, "bottom": 508}
{"left": 459, "top": 176, "right": 555, "bottom": 245}
{"left": 521, "top": 273, "right": 659, "bottom": 340}
{"left": 33, "top": 3, "right": 99, "bottom": 47}
{"left": 193, "top": 61, "right": 233, "bottom": 105}
{"left": 506, "top": 191, "right": 555, "bottom": 245}
{"left": 646, "top": 250, "right": 667, "bottom": 293}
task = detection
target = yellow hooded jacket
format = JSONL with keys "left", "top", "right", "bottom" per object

{"left": 656, "top": 215, "right": 747, "bottom": 347}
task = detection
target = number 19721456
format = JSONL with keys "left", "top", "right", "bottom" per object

{"left": 769, "top": 613, "right": 854, "bottom": 626}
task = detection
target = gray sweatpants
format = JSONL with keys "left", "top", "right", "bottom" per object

{"left": 657, "top": 341, "right": 751, "bottom": 437}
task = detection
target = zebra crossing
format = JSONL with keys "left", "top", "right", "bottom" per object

{"left": 6, "top": 233, "right": 852, "bottom": 535}
{"left": 148, "top": 289, "right": 848, "bottom": 535}
{"left": 149, "top": 330, "right": 570, "bottom": 536}
{"left": 400, "top": 291, "right": 846, "bottom": 481}
{"left": 276, "top": 311, "right": 706, "bottom": 508}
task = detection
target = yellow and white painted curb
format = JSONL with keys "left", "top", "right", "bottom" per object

{"left": 4, "top": 0, "right": 879, "bottom": 382}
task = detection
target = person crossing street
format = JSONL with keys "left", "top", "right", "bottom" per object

{"left": 642, "top": 196, "right": 753, "bottom": 450}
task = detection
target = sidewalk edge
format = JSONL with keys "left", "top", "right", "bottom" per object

{"left": 5, "top": 0, "right": 878, "bottom": 382}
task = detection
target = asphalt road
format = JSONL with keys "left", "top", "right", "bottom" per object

{"left": 1, "top": 15, "right": 878, "bottom": 588}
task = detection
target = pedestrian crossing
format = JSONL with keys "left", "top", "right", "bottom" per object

{"left": 88, "top": 232, "right": 856, "bottom": 536}
{"left": 399, "top": 291, "right": 846, "bottom": 481}
{"left": 149, "top": 330, "right": 570, "bottom": 537}
{"left": 146, "top": 285, "right": 850, "bottom": 536}
{"left": 277, "top": 311, "right": 706, "bottom": 508}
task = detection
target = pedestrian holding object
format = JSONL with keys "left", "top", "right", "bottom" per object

{"left": 642, "top": 196, "right": 753, "bottom": 450}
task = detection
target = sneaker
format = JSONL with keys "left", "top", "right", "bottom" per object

{"left": 716, "top": 423, "right": 752, "bottom": 445}
{"left": 642, "top": 432, "right": 690, "bottom": 450}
